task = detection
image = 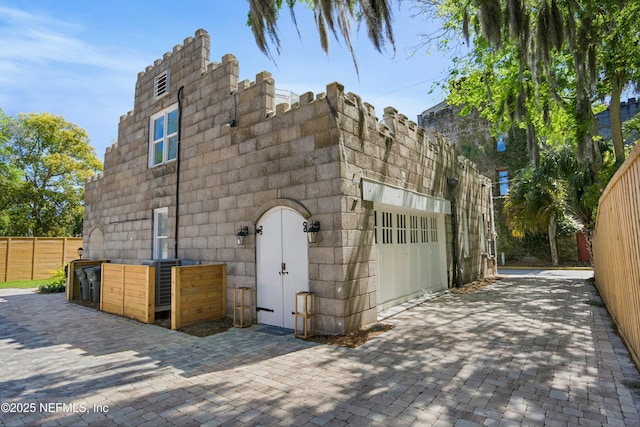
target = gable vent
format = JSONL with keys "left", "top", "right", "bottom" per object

{"left": 154, "top": 70, "right": 169, "bottom": 98}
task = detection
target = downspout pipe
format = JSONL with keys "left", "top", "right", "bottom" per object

{"left": 448, "top": 177, "right": 463, "bottom": 287}
{"left": 175, "top": 85, "right": 184, "bottom": 258}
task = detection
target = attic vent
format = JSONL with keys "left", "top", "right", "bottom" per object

{"left": 154, "top": 70, "right": 169, "bottom": 98}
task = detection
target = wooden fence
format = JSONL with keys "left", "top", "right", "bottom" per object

{"left": 171, "top": 264, "right": 227, "bottom": 330}
{"left": 593, "top": 143, "right": 640, "bottom": 368}
{"left": 101, "top": 264, "right": 155, "bottom": 324}
{"left": 0, "top": 237, "right": 83, "bottom": 282}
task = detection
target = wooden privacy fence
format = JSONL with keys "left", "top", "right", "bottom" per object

{"left": 101, "top": 264, "right": 155, "bottom": 324}
{"left": 171, "top": 264, "right": 227, "bottom": 330}
{"left": 0, "top": 237, "right": 83, "bottom": 282}
{"left": 593, "top": 143, "right": 640, "bottom": 368}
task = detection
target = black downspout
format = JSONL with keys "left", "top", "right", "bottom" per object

{"left": 175, "top": 86, "right": 184, "bottom": 258}
{"left": 448, "top": 177, "right": 463, "bottom": 287}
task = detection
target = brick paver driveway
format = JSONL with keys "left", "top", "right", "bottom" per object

{"left": 1, "top": 271, "right": 639, "bottom": 426}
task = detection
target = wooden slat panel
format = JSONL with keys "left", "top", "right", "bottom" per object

{"left": 101, "top": 263, "right": 153, "bottom": 324}
{"left": 0, "top": 237, "right": 83, "bottom": 282}
{"left": 593, "top": 143, "right": 640, "bottom": 370}
{"left": 171, "top": 264, "right": 227, "bottom": 330}
{"left": 33, "top": 239, "right": 64, "bottom": 279}
{"left": 0, "top": 239, "right": 8, "bottom": 282}
{"left": 6, "top": 239, "right": 34, "bottom": 281}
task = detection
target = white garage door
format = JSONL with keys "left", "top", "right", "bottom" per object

{"left": 374, "top": 206, "right": 448, "bottom": 311}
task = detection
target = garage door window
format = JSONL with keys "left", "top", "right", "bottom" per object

{"left": 421, "top": 217, "right": 429, "bottom": 243}
{"left": 430, "top": 217, "right": 438, "bottom": 242}
{"left": 397, "top": 214, "right": 407, "bottom": 244}
{"left": 382, "top": 211, "right": 393, "bottom": 244}
{"left": 410, "top": 215, "right": 419, "bottom": 243}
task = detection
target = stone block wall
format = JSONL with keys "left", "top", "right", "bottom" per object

{"left": 328, "top": 91, "right": 496, "bottom": 329}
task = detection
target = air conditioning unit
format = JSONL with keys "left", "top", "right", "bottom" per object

{"left": 141, "top": 259, "right": 200, "bottom": 312}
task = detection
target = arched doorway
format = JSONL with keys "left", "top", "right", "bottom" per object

{"left": 256, "top": 207, "right": 309, "bottom": 329}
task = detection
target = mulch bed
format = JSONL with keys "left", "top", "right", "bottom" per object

{"left": 449, "top": 275, "right": 503, "bottom": 294}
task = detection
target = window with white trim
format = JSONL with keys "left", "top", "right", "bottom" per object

{"left": 480, "top": 214, "right": 487, "bottom": 253}
{"left": 149, "top": 104, "right": 178, "bottom": 167}
{"left": 154, "top": 207, "right": 169, "bottom": 259}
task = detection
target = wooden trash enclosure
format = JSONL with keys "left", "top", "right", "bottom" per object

{"left": 100, "top": 264, "right": 155, "bottom": 324}
{"left": 75, "top": 262, "right": 228, "bottom": 330}
{"left": 66, "top": 259, "right": 109, "bottom": 301}
{"left": 171, "top": 264, "right": 227, "bottom": 330}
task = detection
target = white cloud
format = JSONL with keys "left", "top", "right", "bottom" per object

{"left": 0, "top": 6, "right": 143, "bottom": 72}
{"left": 0, "top": 6, "right": 150, "bottom": 159}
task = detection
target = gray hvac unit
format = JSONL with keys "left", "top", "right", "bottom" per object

{"left": 141, "top": 259, "right": 200, "bottom": 312}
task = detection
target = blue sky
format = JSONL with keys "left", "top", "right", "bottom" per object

{"left": 0, "top": 1, "right": 457, "bottom": 161}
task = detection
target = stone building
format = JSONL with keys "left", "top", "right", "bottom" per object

{"left": 596, "top": 97, "right": 640, "bottom": 145}
{"left": 83, "top": 29, "right": 496, "bottom": 334}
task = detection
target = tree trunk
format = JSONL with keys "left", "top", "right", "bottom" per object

{"left": 548, "top": 215, "right": 559, "bottom": 266}
{"left": 610, "top": 77, "right": 625, "bottom": 164}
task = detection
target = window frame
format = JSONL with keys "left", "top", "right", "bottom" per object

{"left": 496, "top": 133, "right": 507, "bottom": 152}
{"left": 497, "top": 169, "right": 510, "bottom": 196}
{"left": 149, "top": 104, "right": 179, "bottom": 168}
{"left": 153, "top": 207, "right": 169, "bottom": 260}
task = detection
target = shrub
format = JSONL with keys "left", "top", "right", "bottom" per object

{"left": 38, "top": 282, "right": 66, "bottom": 293}
{"left": 38, "top": 268, "right": 66, "bottom": 294}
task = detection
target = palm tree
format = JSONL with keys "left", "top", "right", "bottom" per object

{"left": 247, "top": 0, "right": 394, "bottom": 74}
{"left": 503, "top": 165, "right": 568, "bottom": 266}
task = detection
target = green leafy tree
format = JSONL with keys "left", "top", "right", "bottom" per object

{"left": 248, "top": 1, "right": 640, "bottom": 168}
{"left": 0, "top": 110, "right": 20, "bottom": 235}
{"left": 429, "top": 0, "right": 640, "bottom": 168}
{"left": 0, "top": 112, "right": 102, "bottom": 236}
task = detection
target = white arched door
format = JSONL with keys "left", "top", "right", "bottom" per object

{"left": 256, "top": 207, "right": 309, "bottom": 329}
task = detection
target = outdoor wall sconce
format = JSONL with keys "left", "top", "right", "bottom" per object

{"left": 236, "top": 226, "right": 249, "bottom": 246}
{"left": 77, "top": 247, "right": 84, "bottom": 259}
{"left": 303, "top": 221, "right": 320, "bottom": 243}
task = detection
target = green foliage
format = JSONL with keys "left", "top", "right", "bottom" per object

{"left": 0, "top": 112, "right": 102, "bottom": 237}
{"left": 38, "top": 282, "right": 66, "bottom": 293}
{"left": 38, "top": 268, "right": 67, "bottom": 293}
{"left": 423, "top": 0, "right": 640, "bottom": 169}
{"left": 247, "top": 0, "right": 394, "bottom": 74}
{"left": 0, "top": 278, "right": 51, "bottom": 289}
{"left": 505, "top": 140, "right": 617, "bottom": 236}
{"left": 623, "top": 112, "right": 640, "bottom": 145}
{"left": 503, "top": 163, "right": 567, "bottom": 238}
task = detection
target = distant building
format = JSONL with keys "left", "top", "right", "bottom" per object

{"left": 596, "top": 97, "right": 640, "bottom": 145}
